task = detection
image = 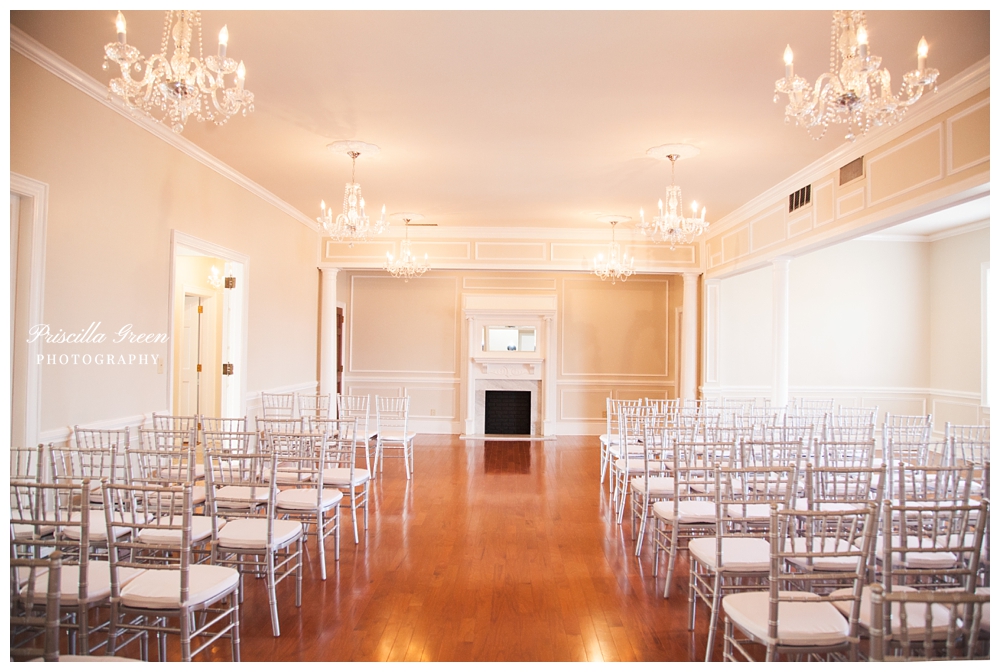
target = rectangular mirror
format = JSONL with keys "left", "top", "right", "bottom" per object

{"left": 482, "top": 325, "right": 536, "bottom": 352}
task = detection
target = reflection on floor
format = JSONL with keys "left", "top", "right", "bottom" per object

{"left": 483, "top": 440, "right": 532, "bottom": 474}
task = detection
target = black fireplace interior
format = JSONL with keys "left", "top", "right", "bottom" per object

{"left": 484, "top": 390, "right": 531, "bottom": 435}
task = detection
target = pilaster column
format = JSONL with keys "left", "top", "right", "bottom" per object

{"left": 681, "top": 272, "right": 700, "bottom": 400}
{"left": 543, "top": 315, "right": 557, "bottom": 436}
{"left": 465, "top": 316, "right": 476, "bottom": 435}
{"left": 772, "top": 256, "right": 792, "bottom": 408}
{"left": 319, "top": 268, "right": 339, "bottom": 397}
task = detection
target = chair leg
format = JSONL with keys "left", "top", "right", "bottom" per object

{"left": 232, "top": 589, "right": 241, "bottom": 662}
{"left": 635, "top": 495, "right": 649, "bottom": 555}
{"left": 363, "top": 483, "right": 369, "bottom": 531}
{"left": 704, "top": 571, "right": 723, "bottom": 662}
{"left": 318, "top": 510, "right": 327, "bottom": 581}
{"left": 267, "top": 552, "right": 280, "bottom": 637}
{"left": 334, "top": 506, "right": 341, "bottom": 560}
{"left": 295, "top": 539, "right": 303, "bottom": 607}
{"left": 106, "top": 601, "right": 120, "bottom": 656}
{"left": 663, "top": 525, "right": 679, "bottom": 598}
{"left": 180, "top": 610, "right": 192, "bottom": 662}
{"left": 350, "top": 489, "right": 360, "bottom": 544}
{"left": 688, "top": 558, "right": 697, "bottom": 630}
{"left": 722, "top": 617, "right": 734, "bottom": 661}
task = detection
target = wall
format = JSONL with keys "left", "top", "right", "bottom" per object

{"left": 341, "top": 270, "right": 682, "bottom": 434}
{"left": 708, "top": 228, "right": 989, "bottom": 427}
{"left": 10, "top": 51, "right": 320, "bottom": 442}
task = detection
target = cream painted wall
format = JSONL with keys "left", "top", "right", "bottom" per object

{"left": 341, "top": 270, "right": 680, "bottom": 433}
{"left": 718, "top": 265, "right": 772, "bottom": 390}
{"left": 10, "top": 52, "right": 319, "bottom": 435}
{"left": 928, "top": 226, "right": 989, "bottom": 394}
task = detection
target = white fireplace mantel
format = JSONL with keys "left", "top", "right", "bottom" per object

{"left": 462, "top": 294, "right": 557, "bottom": 437}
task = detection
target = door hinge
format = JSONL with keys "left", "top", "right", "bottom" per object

{"left": 197, "top": 305, "right": 204, "bottom": 314}
{"left": 196, "top": 363, "right": 202, "bottom": 373}
{"left": 222, "top": 363, "right": 234, "bottom": 376}
{"left": 225, "top": 276, "right": 236, "bottom": 289}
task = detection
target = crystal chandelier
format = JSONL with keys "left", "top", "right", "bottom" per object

{"left": 207, "top": 263, "right": 234, "bottom": 290}
{"left": 318, "top": 141, "right": 388, "bottom": 247}
{"left": 637, "top": 145, "right": 709, "bottom": 250}
{"left": 592, "top": 216, "right": 634, "bottom": 285}
{"left": 385, "top": 214, "right": 430, "bottom": 282}
{"left": 774, "top": 11, "right": 939, "bottom": 141}
{"left": 103, "top": 11, "right": 254, "bottom": 134}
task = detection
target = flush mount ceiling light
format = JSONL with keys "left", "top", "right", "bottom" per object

{"left": 385, "top": 213, "right": 430, "bottom": 282}
{"left": 317, "top": 141, "right": 388, "bottom": 247}
{"left": 636, "top": 144, "right": 709, "bottom": 250}
{"left": 774, "top": 10, "right": 939, "bottom": 141}
{"left": 103, "top": 10, "right": 253, "bottom": 133}
{"left": 592, "top": 215, "right": 634, "bottom": 285}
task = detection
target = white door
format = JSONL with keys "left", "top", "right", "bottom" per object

{"left": 179, "top": 295, "right": 202, "bottom": 416}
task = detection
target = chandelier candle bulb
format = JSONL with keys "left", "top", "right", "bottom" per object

{"left": 218, "top": 25, "right": 228, "bottom": 59}
{"left": 236, "top": 61, "right": 245, "bottom": 86}
{"left": 857, "top": 26, "right": 868, "bottom": 59}
{"left": 115, "top": 12, "right": 126, "bottom": 44}
{"left": 918, "top": 37, "right": 928, "bottom": 71}
{"left": 783, "top": 45, "right": 793, "bottom": 79}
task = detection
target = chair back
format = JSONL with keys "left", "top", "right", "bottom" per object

{"left": 261, "top": 392, "right": 296, "bottom": 419}
{"left": 882, "top": 413, "right": 932, "bottom": 455}
{"left": 201, "top": 416, "right": 248, "bottom": 433}
{"left": 202, "top": 429, "right": 256, "bottom": 459}
{"left": 323, "top": 418, "right": 359, "bottom": 485}
{"left": 11, "top": 444, "right": 44, "bottom": 481}
{"left": 204, "top": 445, "right": 276, "bottom": 524}
{"left": 9, "top": 552, "right": 62, "bottom": 662}
{"left": 738, "top": 437, "right": 810, "bottom": 472}
{"left": 869, "top": 584, "right": 989, "bottom": 660}
{"left": 815, "top": 439, "right": 876, "bottom": 470}
{"left": 945, "top": 423, "right": 989, "bottom": 468}
{"left": 895, "top": 464, "right": 973, "bottom": 505}
{"left": 376, "top": 395, "right": 410, "bottom": 431}
{"left": 257, "top": 417, "right": 304, "bottom": 435}
{"left": 130, "top": 429, "right": 199, "bottom": 486}
{"left": 151, "top": 413, "right": 199, "bottom": 432}
{"left": 297, "top": 392, "right": 331, "bottom": 420}
{"left": 338, "top": 394, "right": 373, "bottom": 439}
{"left": 804, "top": 464, "right": 887, "bottom": 511}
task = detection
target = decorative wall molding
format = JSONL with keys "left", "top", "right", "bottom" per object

{"left": 10, "top": 26, "right": 321, "bottom": 235}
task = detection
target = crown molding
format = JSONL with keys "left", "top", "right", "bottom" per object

{"left": 708, "top": 56, "right": 991, "bottom": 239}
{"left": 370, "top": 223, "right": 680, "bottom": 242}
{"left": 10, "top": 26, "right": 321, "bottom": 235}
{"left": 859, "top": 218, "right": 990, "bottom": 243}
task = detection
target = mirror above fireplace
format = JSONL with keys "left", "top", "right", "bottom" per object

{"left": 482, "top": 325, "right": 536, "bottom": 353}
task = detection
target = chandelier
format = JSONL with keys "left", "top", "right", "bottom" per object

{"left": 592, "top": 216, "right": 634, "bottom": 284}
{"left": 774, "top": 11, "right": 939, "bottom": 141}
{"left": 636, "top": 145, "right": 709, "bottom": 250}
{"left": 385, "top": 214, "right": 430, "bottom": 282}
{"left": 207, "top": 263, "right": 234, "bottom": 290}
{"left": 103, "top": 11, "right": 254, "bottom": 134}
{"left": 318, "top": 141, "right": 388, "bottom": 247}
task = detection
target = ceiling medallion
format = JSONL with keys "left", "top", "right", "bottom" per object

{"left": 103, "top": 11, "right": 254, "bottom": 134}
{"left": 385, "top": 213, "right": 430, "bottom": 282}
{"left": 637, "top": 144, "right": 709, "bottom": 250}
{"left": 592, "top": 216, "right": 634, "bottom": 285}
{"left": 775, "top": 10, "right": 939, "bottom": 142}
{"left": 318, "top": 141, "right": 388, "bottom": 247}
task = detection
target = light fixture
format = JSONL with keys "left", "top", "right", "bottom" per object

{"left": 385, "top": 213, "right": 430, "bottom": 282}
{"left": 774, "top": 11, "right": 939, "bottom": 141}
{"left": 207, "top": 263, "right": 235, "bottom": 290}
{"left": 636, "top": 144, "right": 709, "bottom": 250}
{"left": 592, "top": 216, "right": 634, "bottom": 285}
{"left": 103, "top": 10, "right": 254, "bottom": 134}
{"left": 317, "top": 141, "right": 388, "bottom": 247}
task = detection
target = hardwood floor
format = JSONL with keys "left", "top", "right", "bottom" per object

{"left": 148, "top": 435, "right": 719, "bottom": 661}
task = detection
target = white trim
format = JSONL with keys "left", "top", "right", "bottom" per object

{"left": 10, "top": 26, "right": 320, "bottom": 235}
{"left": 946, "top": 96, "right": 991, "bottom": 175}
{"left": 9, "top": 173, "right": 48, "bottom": 448}
{"left": 39, "top": 412, "right": 156, "bottom": 447}
{"left": 865, "top": 125, "right": 944, "bottom": 208}
{"left": 982, "top": 262, "right": 990, "bottom": 407}
{"left": 708, "top": 57, "right": 989, "bottom": 239}
{"left": 169, "top": 231, "right": 251, "bottom": 418}
{"left": 860, "top": 219, "right": 990, "bottom": 244}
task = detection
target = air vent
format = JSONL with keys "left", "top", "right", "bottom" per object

{"left": 840, "top": 156, "right": 864, "bottom": 185}
{"left": 788, "top": 184, "right": 811, "bottom": 213}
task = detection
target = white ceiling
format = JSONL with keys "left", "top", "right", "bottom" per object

{"left": 10, "top": 10, "right": 991, "bottom": 233}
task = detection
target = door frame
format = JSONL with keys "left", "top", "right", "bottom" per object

{"left": 168, "top": 230, "right": 250, "bottom": 419}
{"left": 9, "top": 173, "right": 48, "bottom": 447}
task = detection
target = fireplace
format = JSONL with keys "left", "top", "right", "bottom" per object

{"left": 484, "top": 390, "right": 531, "bottom": 435}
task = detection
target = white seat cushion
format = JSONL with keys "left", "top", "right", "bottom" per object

{"left": 23, "top": 561, "right": 144, "bottom": 606}
{"left": 216, "top": 518, "right": 302, "bottom": 550}
{"left": 723, "top": 590, "right": 850, "bottom": 647}
{"left": 263, "top": 466, "right": 315, "bottom": 484}
{"left": 831, "top": 585, "right": 955, "bottom": 636}
{"left": 137, "top": 515, "right": 217, "bottom": 545}
{"left": 725, "top": 503, "right": 773, "bottom": 520}
{"left": 379, "top": 431, "right": 416, "bottom": 442}
{"left": 120, "top": 565, "right": 239, "bottom": 609}
{"left": 213, "top": 485, "right": 269, "bottom": 505}
{"left": 630, "top": 476, "right": 675, "bottom": 496}
{"left": 652, "top": 499, "right": 716, "bottom": 524}
{"left": 276, "top": 487, "right": 343, "bottom": 510}
{"left": 689, "top": 537, "right": 771, "bottom": 572}
{"left": 614, "top": 457, "right": 653, "bottom": 473}
{"left": 600, "top": 433, "right": 621, "bottom": 447}
{"left": 155, "top": 464, "right": 206, "bottom": 481}
{"left": 784, "top": 537, "right": 865, "bottom": 571}
{"left": 64, "top": 510, "right": 132, "bottom": 542}
{"left": 875, "top": 535, "right": 958, "bottom": 569}
{"left": 11, "top": 523, "right": 55, "bottom": 540}
{"left": 323, "top": 467, "right": 370, "bottom": 486}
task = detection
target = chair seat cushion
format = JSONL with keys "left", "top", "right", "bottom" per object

{"left": 689, "top": 537, "right": 771, "bottom": 572}
{"left": 276, "top": 487, "right": 343, "bottom": 510}
{"left": 137, "top": 515, "right": 217, "bottom": 545}
{"left": 723, "top": 590, "right": 850, "bottom": 647}
{"left": 263, "top": 466, "right": 315, "bottom": 484}
{"left": 875, "top": 535, "right": 958, "bottom": 569}
{"left": 120, "top": 565, "right": 239, "bottom": 609}
{"left": 11, "top": 523, "right": 55, "bottom": 540}
{"left": 724, "top": 503, "right": 773, "bottom": 520}
{"left": 23, "top": 561, "right": 144, "bottom": 606}
{"left": 322, "top": 467, "right": 370, "bottom": 486}
{"left": 213, "top": 485, "right": 270, "bottom": 505}
{"left": 64, "top": 510, "right": 132, "bottom": 542}
{"left": 600, "top": 433, "right": 621, "bottom": 447}
{"left": 630, "top": 476, "right": 675, "bottom": 496}
{"left": 652, "top": 499, "right": 716, "bottom": 524}
{"left": 831, "top": 585, "right": 955, "bottom": 637}
{"left": 155, "top": 464, "right": 206, "bottom": 481}
{"left": 784, "top": 537, "right": 865, "bottom": 571}
{"left": 379, "top": 431, "right": 416, "bottom": 442}
{"left": 614, "top": 457, "right": 658, "bottom": 474}
{"left": 217, "top": 518, "right": 302, "bottom": 550}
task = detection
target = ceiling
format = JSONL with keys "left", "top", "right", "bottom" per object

{"left": 10, "top": 10, "right": 991, "bottom": 233}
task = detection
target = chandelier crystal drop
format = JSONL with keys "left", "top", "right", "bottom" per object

{"left": 385, "top": 215, "right": 430, "bottom": 282}
{"left": 774, "top": 10, "right": 939, "bottom": 142}
{"left": 103, "top": 10, "right": 254, "bottom": 134}
{"left": 317, "top": 142, "right": 388, "bottom": 247}
{"left": 636, "top": 146, "right": 709, "bottom": 250}
{"left": 592, "top": 216, "right": 634, "bottom": 285}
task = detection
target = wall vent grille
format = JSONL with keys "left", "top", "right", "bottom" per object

{"left": 788, "top": 185, "right": 811, "bottom": 213}
{"left": 840, "top": 156, "right": 864, "bottom": 185}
